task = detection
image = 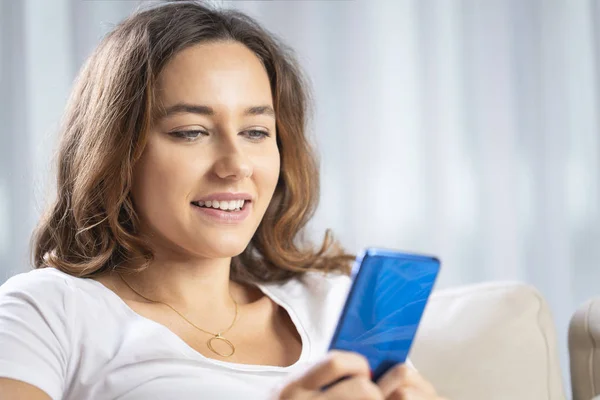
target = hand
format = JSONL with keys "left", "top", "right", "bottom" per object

{"left": 276, "top": 350, "right": 446, "bottom": 400}
{"left": 376, "top": 363, "right": 447, "bottom": 400}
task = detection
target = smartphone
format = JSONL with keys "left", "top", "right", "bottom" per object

{"left": 328, "top": 248, "right": 440, "bottom": 382}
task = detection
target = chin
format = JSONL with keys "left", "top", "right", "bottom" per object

{"left": 193, "top": 236, "right": 251, "bottom": 259}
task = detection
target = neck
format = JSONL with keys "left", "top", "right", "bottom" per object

{"left": 117, "top": 255, "right": 242, "bottom": 314}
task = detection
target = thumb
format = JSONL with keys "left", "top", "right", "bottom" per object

{"left": 268, "top": 361, "right": 318, "bottom": 399}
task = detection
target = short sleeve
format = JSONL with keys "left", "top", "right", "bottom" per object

{"left": 0, "top": 269, "right": 74, "bottom": 400}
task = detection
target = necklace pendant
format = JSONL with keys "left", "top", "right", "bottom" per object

{"left": 207, "top": 333, "right": 235, "bottom": 357}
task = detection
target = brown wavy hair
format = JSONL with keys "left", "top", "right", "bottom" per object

{"left": 31, "top": 0, "right": 353, "bottom": 283}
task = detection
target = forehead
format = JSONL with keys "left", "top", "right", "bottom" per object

{"left": 155, "top": 41, "right": 273, "bottom": 109}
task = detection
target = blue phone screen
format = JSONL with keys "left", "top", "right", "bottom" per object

{"left": 328, "top": 249, "right": 440, "bottom": 381}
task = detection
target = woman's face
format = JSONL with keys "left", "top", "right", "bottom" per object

{"left": 131, "top": 41, "right": 280, "bottom": 260}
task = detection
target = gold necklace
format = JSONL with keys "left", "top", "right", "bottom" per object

{"left": 117, "top": 273, "right": 239, "bottom": 358}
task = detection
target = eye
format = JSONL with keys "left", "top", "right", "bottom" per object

{"left": 169, "top": 130, "right": 208, "bottom": 141}
{"left": 242, "top": 130, "right": 270, "bottom": 141}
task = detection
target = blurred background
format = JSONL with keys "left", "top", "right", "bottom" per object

{"left": 0, "top": 0, "right": 598, "bottom": 393}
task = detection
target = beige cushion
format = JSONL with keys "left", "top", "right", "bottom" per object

{"left": 569, "top": 297, "right": 600, "bottom": 400}
{"left": 410, "top": 282, "right": 566, "bottom": 400}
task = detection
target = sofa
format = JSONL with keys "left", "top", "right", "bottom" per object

{"left": 410, "top": 281, "right": 568, "bottom": 399}
{"left": 569, "top": 294, "right": 600, "bottom": 400}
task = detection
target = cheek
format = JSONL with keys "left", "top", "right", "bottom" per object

{"left": 254, "top": 150, "right": 281, "bottom": 193}
{"left": 131, "top": 144, "right": 198, "bottom": 216}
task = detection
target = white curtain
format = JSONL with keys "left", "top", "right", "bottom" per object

{"left": 1, "top": 0, "right": 598, "bottom": 392}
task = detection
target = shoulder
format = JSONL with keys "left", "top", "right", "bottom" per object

{"left": 0, "top": 267, "right": 78, "bottom": 334}
{"left": 283, "top": 270, "right": 351, "bottom": 294}
{"left": 298, "top": 270, "right": 352, "bottom": 301}
{"left": 266, "top": 270, "right": 351, "bottom": 310}
{"left": 1, "top": 267, "right": 75, "bottom": 300}
{"left": 0, "top": 268, "right": 129, "bottom": 330}
{"left": 261, "top": 271, "right": 352, "bottom": 355}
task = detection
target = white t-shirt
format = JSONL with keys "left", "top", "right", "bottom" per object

{"left": 0, "top": 267, "right": 352, "bottom": 400}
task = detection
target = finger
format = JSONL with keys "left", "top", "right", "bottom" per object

{"left": 376, "top": 364, "right": 436, "bottom": 398}
{"left": 400, "top": 367, "right": 436, "bottom": 395}
{"left": 325, "top": 376, "right": 384, "bottom": 400}
{"left": 276, "top": 382, "right": 311, "bottom": 400}
{"left": 295, "top": 350, "right": 371, "bottom": 391}
{"left": 388, "top": 386, "right": 430, "bottom": 400}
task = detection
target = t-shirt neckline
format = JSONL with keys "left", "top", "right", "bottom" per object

{"left": 83, "top": 276, "right": 311, "bottom": 373}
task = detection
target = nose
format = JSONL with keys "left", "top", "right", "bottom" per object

{"left": 212, "top": 137, "right": 253, "bottom": 181}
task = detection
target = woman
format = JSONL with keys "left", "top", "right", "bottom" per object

{"left": 0, "top": 1, "right": 444, "bottom": 399}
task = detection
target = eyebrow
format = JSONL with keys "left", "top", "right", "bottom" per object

{"left": 158, "top": 103, "right": 276, "bottom": 120}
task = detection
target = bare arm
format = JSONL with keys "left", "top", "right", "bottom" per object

{"left": 0, "top": 378, "right": 52, "bottom": 400}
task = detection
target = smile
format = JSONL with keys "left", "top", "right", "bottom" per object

{"left": 191, "top": 199, "right": 245, "bottom": 212}
{"left": 190, "top": 200, "right": 252, "bottom": 223}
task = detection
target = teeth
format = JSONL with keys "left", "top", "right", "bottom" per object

{"left": 194, "top": 199, "right": 248, "bottom": 211}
